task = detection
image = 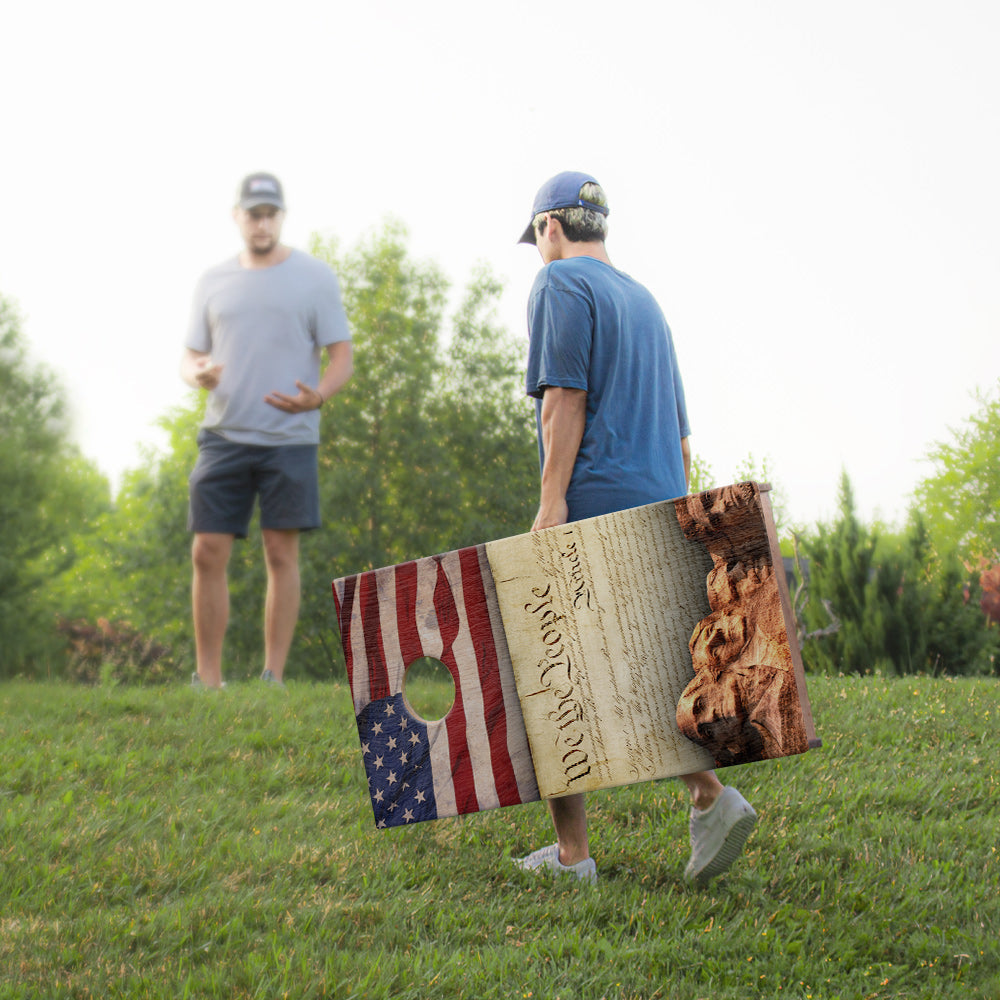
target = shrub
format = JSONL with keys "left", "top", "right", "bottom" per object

{"left": 57, "top": 618, "right": 180, "bottom": 686}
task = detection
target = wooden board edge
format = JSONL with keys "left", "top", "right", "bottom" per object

{"left": 756, "top": 483, "right": 821, "bottom": 748}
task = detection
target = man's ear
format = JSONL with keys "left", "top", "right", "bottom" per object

{"left": 538, "top": 213, "right": 565, "bottom": 250}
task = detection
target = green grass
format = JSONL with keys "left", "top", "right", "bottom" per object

{"left": 0, "top": 674, "right": 997, "bottom": 999}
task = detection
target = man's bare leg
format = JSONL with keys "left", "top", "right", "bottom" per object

{"left": 546, "top": 773, "right": 724, "bottom": 863}
{"left": 192, "top": 532, "right": 234, "bottom": 688}
{"left": 680, "top": 769, "right": 725, "bottom": 810}
{"left": 547, "top": 793, "right": 590, "bottom": 865}
{"left": 261, "top": 528, "right": 301, "bottom": 682}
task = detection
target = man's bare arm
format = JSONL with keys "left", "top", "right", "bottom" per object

{"left": 180, "top": 348, "right": 223, "bottom": 391}
{"left": 533, "top": 386, "right": 587, "bottom": 531}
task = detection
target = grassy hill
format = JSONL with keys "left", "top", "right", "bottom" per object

{"left": 0, "top": 674, "right": 996, "bottom": 999}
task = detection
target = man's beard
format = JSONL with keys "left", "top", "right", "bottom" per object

{"left": 250, "top": 238, "right": 276, "bottom": 256}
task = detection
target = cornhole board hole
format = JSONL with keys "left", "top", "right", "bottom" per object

{"left": 332, "top": 482, "right": 818, "bottom": 829}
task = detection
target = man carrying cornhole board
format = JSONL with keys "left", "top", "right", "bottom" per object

{"left": 514, "top": 170, "right": 761, "bottom": 884}
{"left": 332, "top": 172, "right": 818, "bottom": 886}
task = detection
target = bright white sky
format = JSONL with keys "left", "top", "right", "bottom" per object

{"left": 2, "top": 0, "right": 997, "bottom": 529}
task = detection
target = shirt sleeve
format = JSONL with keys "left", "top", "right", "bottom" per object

{"left": 312, "top": 267, "right": 352, "bottom": 346}
{"left": 525, "top": 269, "right": 592, "bottom": 399}
{"left": 184, "top": 275, "right": 212, "bottom": 353}
{"left": 668, "top": 330, "right": 691, "bottom": 438}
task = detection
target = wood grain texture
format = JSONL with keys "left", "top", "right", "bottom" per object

{"left": 673, "top": 483, "right": 813, "bottom": 765}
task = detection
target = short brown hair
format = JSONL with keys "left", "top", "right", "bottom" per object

{"left": 533, "top": 181, "right": 609, "bottom": 243}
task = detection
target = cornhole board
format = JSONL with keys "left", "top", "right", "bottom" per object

{"left": 332, "top": 482, "right": 818, "bottom": 829}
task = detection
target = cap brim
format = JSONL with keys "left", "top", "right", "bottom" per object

{"left": 517, "top": 220, "right": 536, "bottom": 245}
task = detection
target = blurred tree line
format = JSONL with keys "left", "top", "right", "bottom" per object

{"left": 1, "top": 227, "right": 997, "bottom": 681}
{"left": 0, "top": 297, "right": 112, "bottom": 674}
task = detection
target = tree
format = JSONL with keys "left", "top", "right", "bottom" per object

{"left": 0, "top": 294, "right": 111, "bottom": 675}
{"left": 54, "top": 401, "right": 202, "bottom": 664}
{"left": 295, "top": 228, "right": 538, "bottom": 676}
{"left": 914, "top": 381, "right": 1000, "bottom": 563}
{"left": 433, "top": 262, "right": 539, "bottom": 545}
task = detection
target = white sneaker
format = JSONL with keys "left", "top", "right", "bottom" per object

{"left": 514, "top": 843, "right": 598, "bottom": 884}
{"left": 685, "top": 787, "right": 757, "bottom": 886}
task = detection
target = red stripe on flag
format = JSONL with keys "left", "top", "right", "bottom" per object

{"left": 394, "top": 561, "right": 424, "bottom": 669}
{"left": 433, "top": 557, "right": 478, "bottom": 813}
{"left": 458, "top": 546, "right": 522, "bottom": 806}
{"left": 333, "top": 575, "right": 357, "bottom": 690}
{"left": 359, "top": 570, "right": 391, "bottom": 703}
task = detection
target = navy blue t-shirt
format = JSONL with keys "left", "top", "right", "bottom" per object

{"left": 526, "top": 256, "right": 690, "bottom": 521}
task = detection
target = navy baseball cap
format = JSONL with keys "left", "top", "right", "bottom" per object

{"left": 238, "top": 172, "right": 285, "bottom": 210}
{"left": 518, "top": 170, "right": 609, "bottom": 244}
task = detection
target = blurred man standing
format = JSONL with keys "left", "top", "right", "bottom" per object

{"left": 181, "top": 172, "right": 353, "bottom": 689}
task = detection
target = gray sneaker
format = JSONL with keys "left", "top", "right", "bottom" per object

{"left": 260, "top": 669, "right": 286, "bottom": 689}
{"left": 191, "top": 672, "right": 226, "bottom": 690}
{"left": 514, "top": 843, "right": 597, "bottom": 884}
{"left": 684, "top": 786, "right": 757, "bottom": 886}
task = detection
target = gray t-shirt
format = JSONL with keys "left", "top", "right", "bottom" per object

{"left": 186, "top": 248, "right": 351, "bottom": 445}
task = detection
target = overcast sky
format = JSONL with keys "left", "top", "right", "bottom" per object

{"left": 2, "top": 0, "right": 997, "bottom": 529}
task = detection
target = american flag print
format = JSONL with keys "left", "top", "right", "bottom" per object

{"left": 333, "top": 545, "right": 540, "bottom": 829}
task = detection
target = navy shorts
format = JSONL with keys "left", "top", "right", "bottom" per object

{"left": 187, "top": 429, "right": 321, "bottom": 538}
